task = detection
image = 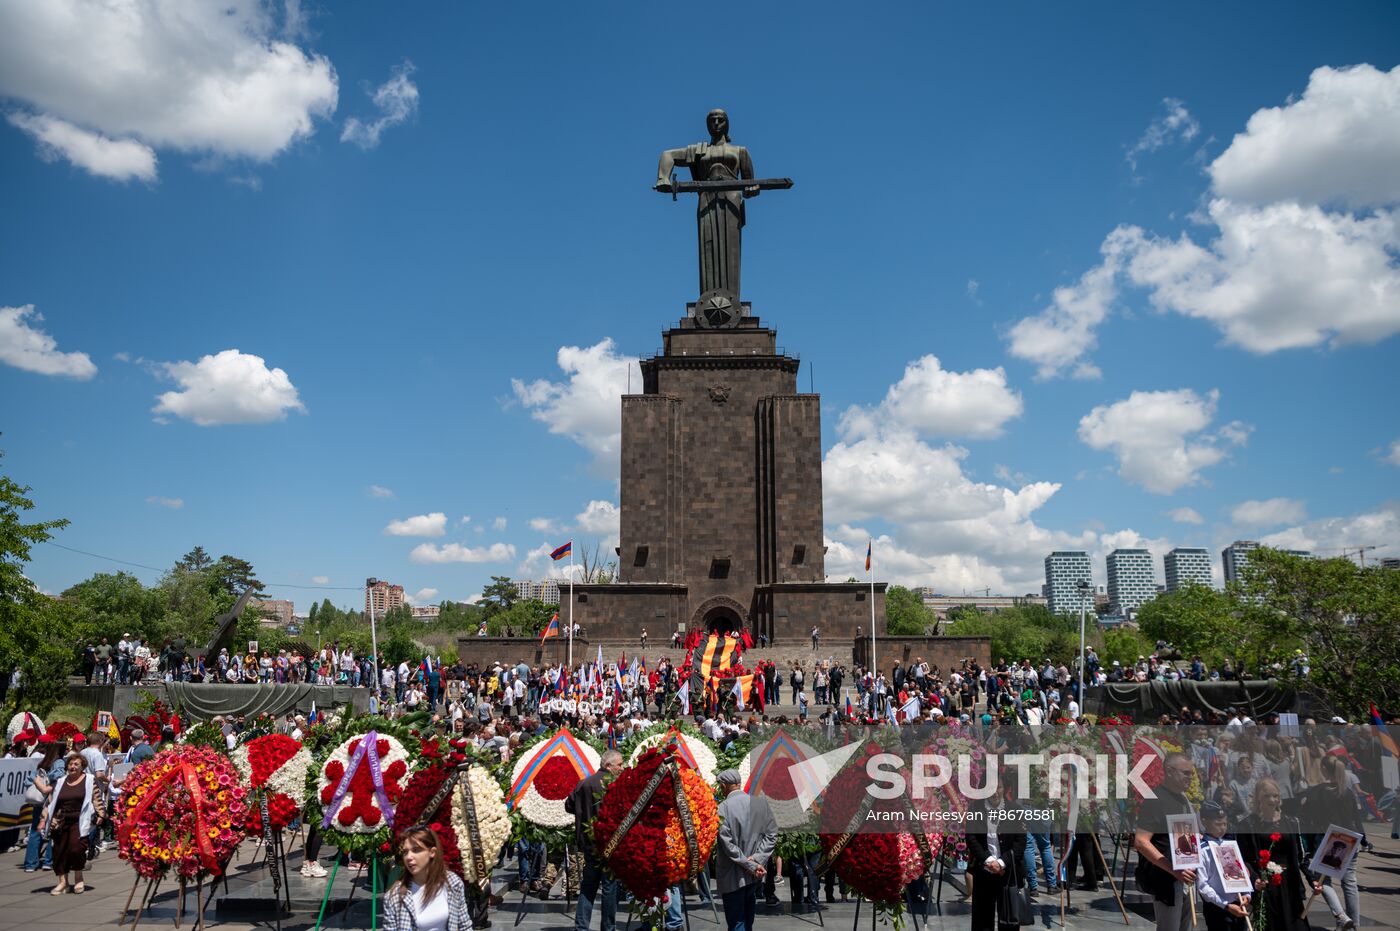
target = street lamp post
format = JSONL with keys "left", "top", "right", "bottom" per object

{"left": 366, "top": 577, "right": 382, "bottom": 713}
{"left": 1076, "top": 579, "right": 1091, "bottom": 718}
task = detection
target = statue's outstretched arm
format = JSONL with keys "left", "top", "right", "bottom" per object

{"left": 740, "top": 147, "right": 758, "bottom": 198}
{"left": 655, "top": 147, "right": 690, "bottom": 191}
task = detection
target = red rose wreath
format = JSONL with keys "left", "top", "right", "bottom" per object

{"left": 592, "top": 744, "right": 719, "bottom": 905}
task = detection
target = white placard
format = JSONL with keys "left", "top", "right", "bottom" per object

{"left": 1215, "top": 840, "right": 1253, "bottom": 895}
{"left": 1167, "top": 812, "right": 1202, "bottom": 870}
{"left": 1307, "top": 824, "right": 1363, "bottom": 881}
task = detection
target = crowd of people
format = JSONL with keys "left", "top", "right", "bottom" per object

{"left": 17, "top": 629, "right": 1394, "bottom": 931}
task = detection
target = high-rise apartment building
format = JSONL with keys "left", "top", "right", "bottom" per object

{"left": 1107, "top": 549, "right": 1156, "bottom": 615}
{"left": 248, "top": 597, "right": 295, "bottom": 627}
{"left": 1044, "top": 551, "right": 1093, "bottom": 617}
{"left": 1164, "top": 547, "right": 1213, "bottom": 592}
{"left": 366, "top": 580, "right": 405, "bottom": 615}
{"left": 1222, "top": 541, "right": 1260, "bottom": 584}
{"left": 514, "top": 579, "right": 562, "bottom": 604}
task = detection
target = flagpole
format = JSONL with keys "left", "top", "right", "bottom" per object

{"left": 868, "top": 546, "right": 877, "bottom": 712}
{"left": 567, "top": 545, "right": 574, "bottom": 672}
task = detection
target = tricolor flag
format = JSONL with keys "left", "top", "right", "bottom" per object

{"left": 1371, "top": 704, "right": 1399, "bottom": 758}
{"left": 677, "top": 679, "right": 691, "bottom": 715}
{"left": 845, "top": 693, "right": 853, "bottom": 718}
{"left": 865, "top": 540, "right": 872, "bottom": 572}
{"left": 540, "top": 613, "right": 560, "bottom": 643}
{"left": 551, "top": 541, "right": 572, "bottom": 561}
{"left": 732, "top": 679, "right": 746, "bottom": 711}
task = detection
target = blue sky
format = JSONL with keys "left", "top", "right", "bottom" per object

{"left": 3, "top": 1, "right": 1399, "bottom": 610}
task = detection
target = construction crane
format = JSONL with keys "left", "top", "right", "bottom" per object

{"left": 1340, "top": 545, "right": 1380, "bottom": 567}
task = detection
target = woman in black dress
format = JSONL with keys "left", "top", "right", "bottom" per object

{"left": 1240, "top": 777, "right": 1319, "bottom": 931}
{"left": 38, "top": 752, "right": 100, "bottom": 895}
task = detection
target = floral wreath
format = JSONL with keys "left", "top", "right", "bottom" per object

{"left": 6, "top": 711, "right": 44, "bottom": 742}
{"left": 593, "top": 744, "right": 719, "bottom": 907}
{"left": 395, "top": 743, "right": 512, "bottom": 889}
{"left": 232, "top": 733, "right": 313, "bottom": 834}
{"left": 623, "top": 723, "right": 719, "bottom": 785}
{"left": 506, "top": 727, "right": 602, "bottom": 843}
{"left": 817, "top": 744, "right": 941, "bottom": 914}
{"left": 738, "top": 729, "right": 820, "bottom": 830}
{"left": 306, "top": 717, "right": 419, "bottom": 860}
{"left": 117, "top": 744, "right": 249, "bottom": 879}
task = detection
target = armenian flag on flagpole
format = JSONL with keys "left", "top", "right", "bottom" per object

{"left": 540, "top": 613, "right": 560, "bottom": 643}
{"left": 865, "top": 540, "right": 872, "bottom": 572}
{"left": 551, "top": 541, "right": 572, "bottom": 561}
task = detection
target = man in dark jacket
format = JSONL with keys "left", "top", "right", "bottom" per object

{"left": 567, "top": 750, "right": 624, "bottom": 931}
{"left": 966, "top": 808, "right": 1028, "bottom": 931}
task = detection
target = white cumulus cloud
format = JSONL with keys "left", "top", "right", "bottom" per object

{"left": 1230, "top": 497, "right": 1306, "bottom": 529}
{"left": 1004, "top": 250, "right": 1119, "bottom": 380}
{"left": 1006, "top": 64, "right": 1400, "bottom": 377}
{"left": 366, "top": 484, "right": 395, "bottom": 499}
{"left": 1383, "top": 440, "right": 1400, "bottom": 467}
{"left": 384, "top": 512, "right": 447, "bottom": 537}
{"left": 492, "top": 517, "right": 507, "bottom": 532}
{"left": 1165, "top": 507, "right": 1205, "bottom": 525}
{"left": 410, "top": 542, "right": 516, "bottom": 565}
{"left": 341, "top": 60, "right": 418, "bottom": 149}
{"left": 839, "top": 354, "right": 1023, "bottom": 440}
{"left": 1259, "top": 501, "right": 1400, "bottom": 560}
{"left": 152, "top": 349, "right": 305, "bottom": 426}
{"left": 406, "top": 587, "right": 439, "bottom": 605}
{"left": 1210, "top": 64, "right": 1400, "bottom": 208}
{"left": 529, "top": 517, "right": 560, "bottom": 534}
{"left": 311, "top": 575, "right": 330, "bottom": 585}
{"left": 512, "top": 338, "right": 639, "bottom": 473}
{"left": 0, "top": 304, "right": 97, "bottom": 378}
{"left": 1077, "top": 389, "right": 1239, "bottom": 494}
{"left": 1125, "top": 97, "right": 1200, "bottom": 176}
{"left": 575, "top": 500, "right": 620, "bottom": 537}
{"left": 8, "top": 112, "right": 156, "bottom": 181}
{"left": 0, "top": 0, "right": 338, "bottom": 180}
{"left": 145, "top": 495, "right": 183, "bottom": 509}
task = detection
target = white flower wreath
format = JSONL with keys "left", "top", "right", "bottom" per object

{"left": 231, "top": 739, "right": 313, "bottom": 807}
{"left": 627, "top": 730, "right": 718, "bottom": 784}
{"left": 6, "top": 712, "right": 44, "bottom": 742}
{"left": 452, "top": 764, "right": 512, "bottom": 886}
{"left": 510, "top": 736, "right": 601, "bottom": 828}
{"left": 317, "top": 731, "right": 412, "bottom": 834}
{"left": 738, "top": 733, "right": 820, "bottom": 829}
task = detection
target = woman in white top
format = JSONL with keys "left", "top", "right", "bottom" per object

{"left": 384, "top": 825, "right": 470, "bottom": 931}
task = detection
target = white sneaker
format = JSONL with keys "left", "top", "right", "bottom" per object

{"left": 301, "top": 861, "right": 328, "bottom": 878}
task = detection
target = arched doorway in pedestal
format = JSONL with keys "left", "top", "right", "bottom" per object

{"left": 691, "top": 596, "right": 749, "bottom": 636}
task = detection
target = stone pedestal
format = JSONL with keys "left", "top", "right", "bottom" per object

{"left": 575, "top": 311, "right": 885, "bottom": 641}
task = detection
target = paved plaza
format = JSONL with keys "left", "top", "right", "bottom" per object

{"left": 0, "top": 831, "right": 1395, "bottom": 931}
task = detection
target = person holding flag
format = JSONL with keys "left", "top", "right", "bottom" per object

{"left": 541, "top": 613, "right": 561, "bottom": 643}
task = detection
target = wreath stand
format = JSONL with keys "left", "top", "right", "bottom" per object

{"left": 118, "top": 873, "right": 214, "bottom": 931}
{"left": 513, "top": 844, "right": 576, "bottom": 928}
{"left": 312, "top": 857, "right": 386, "bottom": 931}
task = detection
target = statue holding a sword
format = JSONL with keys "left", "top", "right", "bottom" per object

{"left": 655, "top": 109, "right": 792, "bottom": 326}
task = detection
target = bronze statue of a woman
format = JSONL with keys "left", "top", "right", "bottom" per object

{"left": 655, "top": 109, "right": 758, "bottom": 302}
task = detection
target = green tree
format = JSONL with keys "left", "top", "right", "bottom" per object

{"left": 1241, "top": 548, "right": 1400, "bottom": 717}
{"left": 480, "top": 576, "right": 518, "bottom": 619}
{"left": 175, "top": 546, "right": 213, "bottom": 573}
{"left": 1100, "top": 627, "right": 1155, "bottom": 668}
{"left": 487, "top": 599, "right": 555, "bottom": 637}
{"left": 62, "top": 571, "right": 166, "bottom": 643}
{"left": 885, "top": 585, "right": 936, "bottom": 635}
{"left": 1136, "top": 584, "right": 1243, "bottom": 663}
{"left": 0, "top": 449, "right": 82, "bottom": 714}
